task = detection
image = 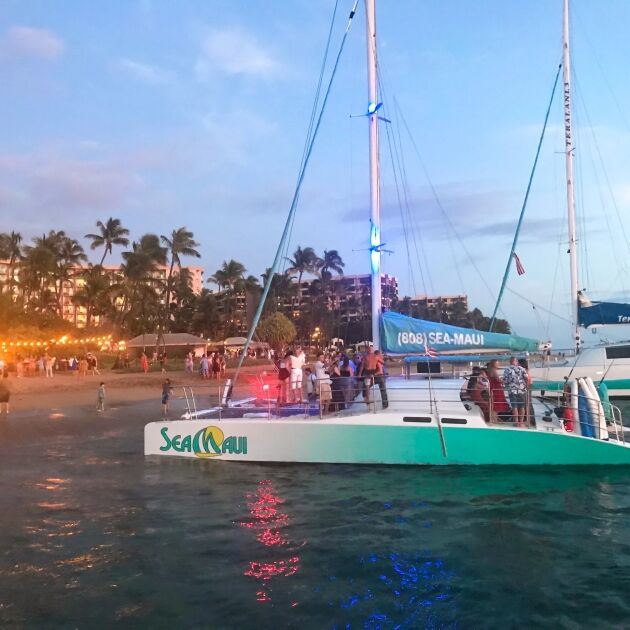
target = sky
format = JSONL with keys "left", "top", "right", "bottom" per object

{"left": 2, "top": 0, "right": 630, "bottom": 348}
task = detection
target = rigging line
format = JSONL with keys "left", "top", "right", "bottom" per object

{"left": 489, "top": 62, "right": 562, "bottom": 330}
{"left": 392, "top": 97, "right": 435, "bottom": 297}
{"left": 572, "top": 92, "right": 590, "bottom": 289}
{"left": 574, "top": 76, "right": 628, "bottom": 297}
{"left": 547, "top": 127, "right": 566, "bottom": 338}
{"left": 383, "top": 118, "right": 418, "bottom": 296}
{"left": 391, "top": 99, "right": 467, "bottom": 295}
{"left": 505, "top": 287, "right": 572, "bottom": 324}
{"left": 572, "top": 4, "right": 630, "bottom": 133}
{"left": 395, "top": 103, "right": 501, "bottom": 311}
{"left": 282, "top": 0, "right": 340, "bottom": 272}
{"left": 232, "top": 0, "right": 360, "bottom": 389}
{"left": 573, "top": 72, "right": 630, "bottom": 257}
{"left": 370, "top": 43, "right": 434, "bottom": 297}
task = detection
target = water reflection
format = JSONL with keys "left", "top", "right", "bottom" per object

{"left": 239, "top": 480, "right": 301, "bottom": 603}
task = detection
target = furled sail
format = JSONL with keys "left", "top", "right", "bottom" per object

{"left": 381, "top": 311, "right": 541, "bottom": 355}
{"left": 578, "top": 301, "right": 630, "bottom": 328}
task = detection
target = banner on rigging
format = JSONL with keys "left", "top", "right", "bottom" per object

{"left": 380, "top": 311, "right": 541, "bottom": 355}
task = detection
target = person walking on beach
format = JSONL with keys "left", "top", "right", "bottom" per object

{"left": 0, "top": 371, "right": 10, "bottom": 415}
{"left": 44, "top": 354, "right": 55, "bottom": 378}
{"left": 140, "top": 352, "right": 149, "bottom": 374}
{"left": 96, "top": 382, "right": 106, "bottom": 412}
{"left": 200, "top": 353, "right": 209, "bottom": 380}
{"left": 162, "top": 378, "right": 173, "bottom": 417}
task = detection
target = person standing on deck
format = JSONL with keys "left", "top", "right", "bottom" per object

{"left": 503, "top": 357, "right": 528, "bottom": 427}
{"left": 486, "top": 360, "right": 511, "bottom": 422}
{"left": 373, "top": 351, "right": 389, "bottom": 409}
{"left": 289, "top": 346, "right": 306, "bottom": 403}
{"left": 358, "top": 346, "right": 379, "bottom": 406}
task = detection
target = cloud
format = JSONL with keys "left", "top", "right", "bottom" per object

{"left": 0, "top": 26, "right": 65, "bottom": 61}
{"left": 195, "top": 28, "right": 281, "bottom": 80}
{"left": 0, "top": 150, "right": 154, "bottom": 219}
{"left": 114, "top": 57, "right": 171, "bottom": 85}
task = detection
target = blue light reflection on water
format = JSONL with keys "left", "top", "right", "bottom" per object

{"left": 3, "top": 409, "right": 630, "bottom": 628}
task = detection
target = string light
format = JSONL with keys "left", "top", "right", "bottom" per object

{"left": 0, "top": 334, "right": 115, "bottom": 348}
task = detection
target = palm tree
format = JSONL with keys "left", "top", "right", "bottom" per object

{"left": 85, "top": 218, "right": 130, "bottom": 265}
{"left": 119, "top": 234, "right": 167, "bottom": 329}
{"left": 317, "top": 249, "right": 345, "bottom": 281}
{"left": 286, "top": 246, "right": 318, "bottom": 306}
{"left": 72, "top": 265, "right": 112, "bottom": 328}
{"left": 210, "top": 259, "right": 246, "bottom": 291}
{"left": 160, "top": 227, "right": 201, "bottom": 323}
{"left": 0, "top": 231, "right": 22, "bottom": 296}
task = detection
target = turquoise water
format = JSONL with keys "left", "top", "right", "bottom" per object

{"left": 2, "top": 402, "right": 630, "bottom": 628}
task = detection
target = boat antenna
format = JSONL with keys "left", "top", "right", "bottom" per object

{"left": 366, "top": 0, "right": 382, "bottom": 350}
{"left": 563, "top": 0, "right": 581, "bottom": 354}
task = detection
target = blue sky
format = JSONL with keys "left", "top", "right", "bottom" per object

{"left": 2, "top": 0, "right": 630, "bottom": 347}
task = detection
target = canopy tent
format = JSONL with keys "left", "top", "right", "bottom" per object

{"left": 127, "top": 333, "right": 208, "bottom": 356}
{"left": 381, "top": 312, "right": 540, "bottom": 355}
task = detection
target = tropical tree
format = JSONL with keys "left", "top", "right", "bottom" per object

{"left": 85, "top": 218, "right": 130, "bottom": 265}
{"left": 317, "top": 249, "right": 345, "bottom": 281}
{"left": 72, "top": 264, "right": 112, "bottom": 328}
{"left": 0, "top": 231, "right": 22, "bottom": 296}
{"left": 260, "top": 268, "right": 296, "bottom": 316}
{"left": 210, "top": 259, "right": 246, "bottom": 291}
{"left": 191, "top": 289, "right": 221, "bottom": 339}
{"left": 160, "top": 227, "right": 201, "bottom": 330}
{"left": 210, "top": 260, "right": 248, "bottom": 336}
{"left": 118, "top": 234, "right": 167, "bottom": 333}
{"left": 256, "top": 311, "right": 297, "bottom": 352}
{"left": 286, "top": 246, "right": 318, "bottom": 306}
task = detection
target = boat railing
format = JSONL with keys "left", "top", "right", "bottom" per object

{"left": 540, "top": 387, "right": 626, "bottom": 444}
{"left": 175, "top": 377, "right": 626, "bottom": 443}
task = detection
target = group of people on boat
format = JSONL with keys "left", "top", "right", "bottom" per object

{"left": 276, "top": 345, "right": 388, "bottom": 413}
{"left": 462, "top": 357, "right": 533, "bottom": 427}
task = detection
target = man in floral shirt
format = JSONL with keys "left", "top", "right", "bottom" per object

{"left": 503, "top": 357, "right": 528, "bottom": 427}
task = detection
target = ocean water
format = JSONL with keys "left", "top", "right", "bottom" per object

{"left": 2, "top": 402, "right": 630, "bottom": 629}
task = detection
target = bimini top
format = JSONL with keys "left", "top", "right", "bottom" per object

{"left": 381, "top": 311, "right": 540, "bottom": 355}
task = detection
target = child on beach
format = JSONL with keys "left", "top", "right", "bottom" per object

{"left": 96, "top": 382, "right": 105, "bottom": 412}
{"left": 162, "top": 378, "right": 173, "bottom": 417}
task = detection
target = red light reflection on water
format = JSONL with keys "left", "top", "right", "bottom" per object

{"left": 239, "top": 480, "right": 301, "bottom": 604}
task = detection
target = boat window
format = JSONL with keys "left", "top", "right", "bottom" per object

{"left": 402, "top": 416, "right": 432, "bottom": 423}
{"left": 441, "top": 417, "right": 468, "bottom": 425}
{"left": 605, "top": 346, "right": 630, "bottom": 359}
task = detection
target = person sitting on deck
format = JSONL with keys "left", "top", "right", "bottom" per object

{"left": 487, "top": 360, "right": 512, "bottom": 423}
{"left": 470, "top": 368, "right": 491, "bottom": 421}
{"left": 461, "top": 366, "right": 482, "bottom": 404}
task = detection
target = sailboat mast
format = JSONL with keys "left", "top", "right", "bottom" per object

{"left": 365, "top": 0, "right": 382, "bottom": 349}
{"left": 562, "top": 0, "right": 581, "bottom": 353}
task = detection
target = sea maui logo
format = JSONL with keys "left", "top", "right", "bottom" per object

{"left": 159, "top": 426, "right": 248, "bottom": 458}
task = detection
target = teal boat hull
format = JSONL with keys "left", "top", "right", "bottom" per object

{"left": 145, "top": 418, "right": 630, "bottom": 466}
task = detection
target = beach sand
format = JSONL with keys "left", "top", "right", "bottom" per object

{"left": 2, "top": 365, "right": 270, "bottom": 414}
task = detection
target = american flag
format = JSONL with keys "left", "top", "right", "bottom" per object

{"left": 513, "top": 252, "right": 525, "bottom": 276}
{"left": 424, "top": 346, "right": 438, "bottom": 358}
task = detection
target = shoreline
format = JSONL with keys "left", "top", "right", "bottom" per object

{"left": 2, "top": 364, "right": 269, "bottom": 413}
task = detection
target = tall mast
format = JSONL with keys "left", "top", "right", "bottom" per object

{"left": 563, "top": 0, "right": 580, "bottom": 353}
{"left": 365, "top": 0, "right": 382, "bottom": 349}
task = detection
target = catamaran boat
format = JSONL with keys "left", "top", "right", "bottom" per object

{"left": 145, "top": 0, "right": 630, "bottom": 465}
